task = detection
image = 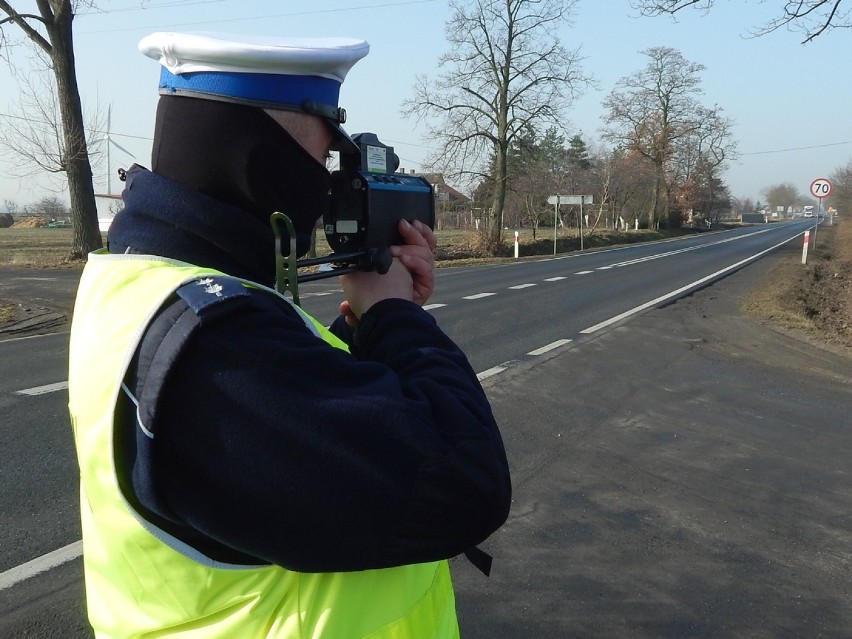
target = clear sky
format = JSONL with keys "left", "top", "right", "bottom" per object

{"left": 0, "top": 0, "right": 849, "bottom": 209}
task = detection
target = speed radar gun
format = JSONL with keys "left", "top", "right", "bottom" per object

{"left": 272, "top": 133, "right": 435, "bottom": 305}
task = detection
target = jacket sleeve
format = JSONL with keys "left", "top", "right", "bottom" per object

{"left": 142, "top": 293, "right": 512, "bottom": 572}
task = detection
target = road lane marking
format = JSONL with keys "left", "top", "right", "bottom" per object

{"left": 15, "top": 381, "right": 68, "bottom": 396}
{"left": 575, "top": 270, "right": 593, "bottom": 275}
{"left": 544, "top": 276, "right": 566, "bottom": 281}
{"left": 580, "top": 232, "right": 804, "bottom": 335}
{"left": 527, "top": 339, "right": 573, "bottom": 356}
{"left": 423, "top": 303, "right": 447, "bottom": 310}
{"left": 463, "top": 293, "right": 496, "bottom": 300}
{"left": 0, "top": 331, "right": 68, "bottom": 344}
{"left": 604, "top": 226, "right": 776, "bottom": 269}
{"left": 508, "top": 284, "right": 536, "bottom": 289}
{"left": 477, "top": 366, "right": 507, "bottom": 380}
{"left": 0, "top": 541, "right": 83, "bottom": 591}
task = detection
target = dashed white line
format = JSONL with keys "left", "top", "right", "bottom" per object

{"left": 575, "top": 270, "right": 593, "bottom": 275}
{"left": 544, "top": 276, "right": 566, "bottom": 281}
{"left": 463, "top": 293, "right": 496, "bottom": 300}
{"left": 15, "top": 381, "right": 68, "bottom": 396}
{"left": 508, "top": 284, "right": 536, "bottom": 290}
{"left": 477, "top": 366, "right": 507, "bottom": 381}
{"left": 580, "top": 232, "right": 804, "bottom": 335}
{"left": 0, "top": 541, "right": 83, "bottom": 591}
{"left": 596, "top": 266, "right": 614, "bottom": 270}
{"left": 527, "top": 339, "right": 573, "bottom": 356}
{"left": 422, "top": 303, "right": 447, "bottom": 310}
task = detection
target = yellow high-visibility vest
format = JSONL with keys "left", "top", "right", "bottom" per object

{"left": 69, "top": 250, "right": 458, "bottom": 639}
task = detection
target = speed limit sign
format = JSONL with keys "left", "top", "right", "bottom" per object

{"left": 810, "top": 178, "right": 832, "bottom": 199}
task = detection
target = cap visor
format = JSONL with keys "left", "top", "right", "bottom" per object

{"left": 327, "top": 121, "right": 359, "bottom": 154}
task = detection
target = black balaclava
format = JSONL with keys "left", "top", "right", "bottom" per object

{"left": 151, "top": 95, "right": 330, "bottom": 257}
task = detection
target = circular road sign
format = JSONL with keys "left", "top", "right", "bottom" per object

{"left": 810, "top": 177, "right": 832, "bottom": 199}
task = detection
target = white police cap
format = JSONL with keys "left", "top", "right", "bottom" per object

{"left": 139, "top": 31, "right": 370, "bottom": 151}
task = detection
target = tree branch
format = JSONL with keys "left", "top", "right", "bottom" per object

{"left": 0, "top": 1, "right": 53, "bottom": 53}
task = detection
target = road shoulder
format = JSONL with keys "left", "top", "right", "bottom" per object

{"left": 453, "top": 251, "right": 852, "bottom": 638}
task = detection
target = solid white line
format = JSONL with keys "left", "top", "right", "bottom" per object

{"left": 477, "top": 366, "right": 507, "bottom": 381}
{"left": 580, "top": 232, "right": 803, "bottom": 335}
{"left": 0, "top": 331, "right": 68, "bottom": 344}
{"left": 463, "top": 293, "right": 496, "bottom": 300}
{"left": 15, "top": 381, "right": 68, "bottom": 396}
{"left": 422, "top": 303, "right": 447, "bottom": 311}
{"left": 544, "top": 276, "right": 566, "bottom": 281}
{"left": 0, "top": 541, "right": 83, "bottom": 591}
{"left": 527, "top": 339, "right": 573, "bottom": 356}
{"left": 508, "top": 284, "right": 536, "bottom": 289}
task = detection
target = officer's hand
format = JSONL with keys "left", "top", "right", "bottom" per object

{"left": 390, "top": 219, "right": 436, "bottom": 307}
{"left": 338, "top": 219, "right": 436, "bottom": 325}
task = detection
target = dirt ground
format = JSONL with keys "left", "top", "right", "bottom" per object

{"left": 743, "top": 217, "right": 851, "bottom": 355}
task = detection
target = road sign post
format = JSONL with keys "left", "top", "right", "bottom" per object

{"left": 547, "top": 195, "right": 594, "bottom": 255}
{"left": 809, "top": 178, "right": 832, "bottom": 249}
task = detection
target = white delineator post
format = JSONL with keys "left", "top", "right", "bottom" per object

{"left": 514, "top": 230, "right": 519, "bottom": 259}
{"left": 802, "top": 230, "right": 810, "bottom": 265}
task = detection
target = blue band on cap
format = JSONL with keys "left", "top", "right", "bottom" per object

{"left": 159, "top": 68, "right": 341, "bottom": 109}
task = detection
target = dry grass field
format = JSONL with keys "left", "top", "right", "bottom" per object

{"left": 0, "top": 228, "right": 98, "bottom": 268}
{"left": 0, "top": 225, "right": 676, "bottom": 268}
{"left": 743, "top": 216, "right": 851, "bottom": 351}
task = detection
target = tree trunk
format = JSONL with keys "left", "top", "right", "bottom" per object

{"left": 488, "top": 142, "right": 508, "bottom": 247}
{"left": 48, "top": 3, "right": 102, "bottom": 260}
{"left": 649, "top": 161, "right": 666, "bottom": 229}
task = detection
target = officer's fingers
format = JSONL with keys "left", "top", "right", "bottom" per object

{"left": 412, "top": 220, "right": 437, "bottom": 252}
{"left": 338, "top": 300, "right": 358, "bottom": 326}
{"left": 397, "top": 219, "right": 432, "bottom": 249}
{"left": 391, "top": 244, "right": 434, "bottom": 271}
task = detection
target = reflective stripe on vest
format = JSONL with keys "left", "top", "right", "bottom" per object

{"left": 69, "top": 251, "right": 458, "bottom": 638}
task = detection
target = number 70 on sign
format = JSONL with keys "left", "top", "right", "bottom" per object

{"left": 810, "top": 178, "right": 832, "bottom": 199}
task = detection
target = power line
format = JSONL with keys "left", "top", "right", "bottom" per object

{"left": 741, "top": 139, "right": 852, "bottom": 156}
{"left": 77, "top": 0, "right": 236, "bottom": 16}
{"left": 0, "top": 111, "right": 153, "bottom": 142}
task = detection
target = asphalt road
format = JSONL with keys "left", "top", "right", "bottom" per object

{"left": 3, "top": 221, "right": 850, "bottom": 637}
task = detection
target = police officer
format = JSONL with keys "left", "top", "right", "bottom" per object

{"left": 68, "top": 31, "right": 511, "bottom": 638}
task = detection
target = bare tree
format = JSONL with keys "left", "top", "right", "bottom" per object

{"left": 596, "top": 147, "right": 656, "bottom": 230}
{"left": 762, "top": 182, "right": 802, "bottom": 213}
{"left": 403, "top": 0, "right": 591, "bottom": 248}
{"left": 34, "top": 193, "right": 69, "bottom": 219}
{"left": 829, "top": 161, "right": 852, "bottom": 214}
{"left": 630, "top": 0, "right": 850, "bottom": 44}
{"left": 0, "top": 0, "right": 102, "bottom": 259}
{"left": 602, "top": 47, "right": 732, "bottom": 229}
{"left": 0, "top": 65, "right": 104, "bottom": 181}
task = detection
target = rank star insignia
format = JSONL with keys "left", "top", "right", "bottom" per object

{"left": 196, "top": 278, "right": 223, "bottom": 297}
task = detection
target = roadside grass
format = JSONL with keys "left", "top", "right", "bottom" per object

{"left": 0, "top": 301, "right": 15, "bottom": 323}
{"left": 0, "top": 228, "right": 106, "bottom": 267}
{"left": 0, "top": 225, "right": 699, "bottom": 268}
{"left": 743, "top": 217, "right": 851, "bottom": 349}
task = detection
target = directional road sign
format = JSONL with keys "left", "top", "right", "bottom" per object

{"left": 547, "top": 195, "right": 594, "bottom": 205}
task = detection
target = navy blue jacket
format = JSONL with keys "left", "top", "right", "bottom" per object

{"left": 107, "top": 167, "right": 511, "bottom": 572}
